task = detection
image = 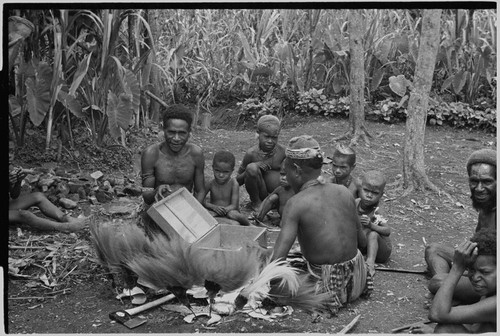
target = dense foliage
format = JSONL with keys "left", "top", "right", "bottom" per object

{"left": 8, "top": 8, "right": 497, "bottom": 152}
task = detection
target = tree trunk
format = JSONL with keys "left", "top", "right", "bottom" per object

{"left": 403, "top": 9, "right": 442, "bottom": 193}
{"left": 333, "top": 10, "right": 372, "bottom": 146}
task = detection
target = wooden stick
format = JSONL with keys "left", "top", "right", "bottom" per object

{"left": 391, "top": 319, "right": 431, "bottom": 333}
{"left": 375, "top": 267, "right": 427, "bottom": 275}
{"left": 338, "top": 314, "right": 361, "bottom": 334}
{"left": 145, "top": 90, "right": 168, "bottom": 108}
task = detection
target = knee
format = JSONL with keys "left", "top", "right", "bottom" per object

{"left": 428, "top": 274, "right": 446, "bottom": 293}
{"left": 425, "top": 242, "right": 441, "bottom": 260}
{"left": 245, "top": 163, "right": 261, "bottom": 177}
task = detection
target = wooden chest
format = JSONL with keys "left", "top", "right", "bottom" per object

{"left": 147, "top": 188, "right": 266, "bottom": 251}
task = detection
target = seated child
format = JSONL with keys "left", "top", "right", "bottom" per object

{"left": 236, "top": 115, "right": 286, "bottom": 211}
{"left": 9, "top": 140, "right": 89, "bottom": 232}
{"left": 356, "top": 170, "right": 392, "bottom": 276}
{"left": 255, "top": 162, "right": 295, "bottom": 227}
{"left": 203, "top": 150, "right": 250, "bottom": 226}
{"left": 428, "top": 228, "right": 496, "bottom": 334}
{"left": 328, "top": 143, "right": 361, "bottom": 198}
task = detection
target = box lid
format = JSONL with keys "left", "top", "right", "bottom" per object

{"left": 147, "top": 187, "right": 218, "bottom": 243}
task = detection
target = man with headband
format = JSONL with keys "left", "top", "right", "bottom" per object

{"left": 425, "top": 148, "right": 496, "bottom": 304}
{"left": 236, "top": 114, "right": 286, "bottom": 211}
{"left": 271, "top": 135, "right": 372, "bottom": 315}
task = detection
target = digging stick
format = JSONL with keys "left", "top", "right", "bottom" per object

{"left": 338, "top": 314, "right": 361, "bottom": 334}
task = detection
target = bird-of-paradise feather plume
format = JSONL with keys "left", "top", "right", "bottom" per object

{"left": 234, "top": 258, "right": 300, "bottom": 310}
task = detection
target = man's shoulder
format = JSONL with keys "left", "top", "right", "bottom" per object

{"left": 185, "top": 143, "right": 204, "bottom": 156}
{"left": 142, "top": 143, "right": 160, "bottom": 157}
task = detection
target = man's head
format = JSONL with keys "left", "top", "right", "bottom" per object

{"left": 212, "top": 150, "right": 235, "bottom": 185}
{"left": 359, "top": 170, "right": 386, "bottom": 208}
{"left": 469, "top": 228, "right": 496, "bottom": 297}
{"left": 466, "top": 149, "right": 496, "bottom": 211}
{"left": 162, "top": 104, "right": 194, "bottom": 153}
{"left": 284, "top": 135, "right": 324, "bottom": 192}
{"left": 330, "top": 144, "right": 356, "bottom": 180}
{"left": 256, "top": 115, "right": 281, "bottom": 153}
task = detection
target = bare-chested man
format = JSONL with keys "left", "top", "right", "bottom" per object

{"left": 272, "top": 135, "right": 371, "bottom": 314}
{"left": 425, "top": 148, "right": 496, "bottom": 303}
{"left": 236, "top": 115, "right": 286, "bottom": 211}
{"left": 141, "top": 104, "right": 206, "bottom": 206}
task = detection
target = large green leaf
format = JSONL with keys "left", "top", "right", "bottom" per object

{"left": 123, "top": 69, "right": 140, "bottom": 116}
{"left": 69, "top": 52, "right": 92, "bottom": 96}
{"left": 107, "top": 90, "right": 133, "bottom": 138}
{"left": 25, "top": 63, "right": 52, "bottom": 126}
{"left": 57, "top": 90, "right": 83, "bottom": 118}
{"left": 452, "top": 70, "right": 467, "bottom": 95}
{"left": 388, "top": 75, "right": 407, "bottom": 97}
{"left": 9, "top": 95, "right": 22, "bottom": 117}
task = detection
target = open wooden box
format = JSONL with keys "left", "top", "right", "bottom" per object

{"left": 147, "top": 188, "right": 266, "bottom": 251}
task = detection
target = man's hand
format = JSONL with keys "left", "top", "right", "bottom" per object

{"left": 453, "top": 240, "right": 478, "bottom": 271}
{"left": 212, "top": 206, "right": 228, "bottom": 216}
{"left": 154, "top": 184, "right": 173, "bottom": 203}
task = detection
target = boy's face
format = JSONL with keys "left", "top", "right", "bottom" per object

{"left": 258, "top": 130, "right": 279, "bottom": 153}
{"left": 164, "top": 119, "right": 190, "bottom": 153}
{"left": 359, "top": 180, "right": 384, "bottom": 208}
{"left": 213, "top": 161, "right": 233, "bottom": 185}
{"left": 331, "top": 155, "right": 354, "bottom": 180}
{"left": 469, "top": 255, "right": 496, "bottom": 297}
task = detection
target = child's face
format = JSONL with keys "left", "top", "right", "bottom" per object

{"left": 359, "top": 180, "right": 384, "bottom": 208}
{"left": 258, "top": 130, "right": 279, "bottom": 153}
{"left": 279, "top": 162, "right": 289, "bottom": 187}
{"left": 469, "top": 255, "right": 496, "bottom": 297}
{"left": 331, "top": 155, "right": 354, "bottom": 180}
{"left": 213, "top": 161, "right": 233, "bottom": 185}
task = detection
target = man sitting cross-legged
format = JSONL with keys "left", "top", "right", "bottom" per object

{"left": 271, "top": 135, "right": 372, "bottom": 315}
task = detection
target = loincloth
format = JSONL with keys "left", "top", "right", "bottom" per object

{"left": 307, "top": 250, "right": 373, "bottom": 314}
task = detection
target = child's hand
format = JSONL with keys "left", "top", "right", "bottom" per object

{"left": 258, "top": 162, "right": 271, "bottom": 172}
{"left": 9, "top": 167, "right": 24, "bottom": 185}
{"left": 453, "top": 240, "right": 478, "bottom": 271}
{"left": 360, "top": 214, "right": 370, "bottom": 226}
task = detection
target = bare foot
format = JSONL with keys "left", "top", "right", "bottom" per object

{"left": 61, "top": 215, "right": 92, "bottom": 232}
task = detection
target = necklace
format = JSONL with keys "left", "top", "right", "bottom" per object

{"left": 300, "top": 175, "right": 326, "bottom": 192}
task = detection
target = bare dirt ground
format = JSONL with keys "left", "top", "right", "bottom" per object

{"left": 5, "top": 111, "right": 496, "bottom": 334}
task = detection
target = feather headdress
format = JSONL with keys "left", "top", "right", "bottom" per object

{"left": 234, "top": 258, "right": 300, "bottom": 310}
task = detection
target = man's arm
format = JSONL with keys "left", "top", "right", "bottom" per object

{"left": 141, "top": 146, "right": 159, "bottom": 205}
{"left": 192, "top": 148, "right": 206, "bottom": 204}
{"left": 272, "top": 197, "right": 300, "bottom": 261}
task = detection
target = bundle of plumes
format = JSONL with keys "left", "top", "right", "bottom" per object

{"left": 234, "top": 258, "right": 301, "bottom": 310}
{"left": 90, "top": 219, "right": 152, "bottom": 289}
{"left": 124, "top": 233, "right": 203, "bottom": 307}
{"left": 187, "top": 242, "right": 262, "bottom": 301}
{"left": 263, "top": 273, "right": 333, "bottom": 314}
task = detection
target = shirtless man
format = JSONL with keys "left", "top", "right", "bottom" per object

{"left": 236, "top": 115, "right": 286, "bottom": 211}
{"left": 141, "top": 104, "right": 206, "bottom": 205}
{"left": 272, "top": 135, "right": 371, "bottom": 314}
{"left": 425, "top": 148, "right": 496, "bottom": 303}
{"left": 328, "top": 144, "right": 361, "bottom": 198}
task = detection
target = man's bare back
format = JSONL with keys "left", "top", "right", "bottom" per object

{"left": 274, "top": 182, "right": 365, "bottom": 265}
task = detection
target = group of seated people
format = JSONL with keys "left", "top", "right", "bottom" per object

{"left": 9, "top": 102, "right": 496, "bottom": 333}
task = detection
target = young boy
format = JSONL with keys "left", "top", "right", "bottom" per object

{"left": 328, "top": 144, "right": 361, "bottom": 198}
{"left": 236, "top": 115, "right": 286, "bottom": 211}
{"left": 9, "top": 140, "right": 89, "bottom": 232}
{"left": 255, "top": 162, "right": 295, "bottom": 227}
{"left": 356, "top": 170, "right": 392, "bottom": 277}
{"left": 203, "top": 150, "right": 250, "bottom": 226}
{"left": 427, "top": 227, "right": 496, "bottom": 333}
